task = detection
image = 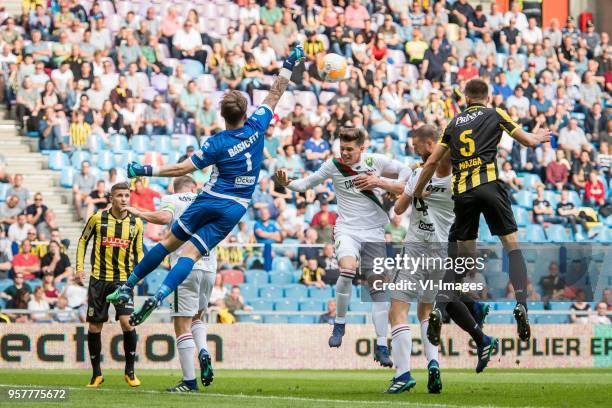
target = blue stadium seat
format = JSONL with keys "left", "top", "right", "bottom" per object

{"left": 283, "top": 285, "right": 308, "bottom": 299}
{"left": 110, "top": 134, "right": 129, "bottom": 153}
{"left": 144, "top": 269, "right": 166, "bottom": 295}
{"left": 493, "top": 301, "right": 516, "bottom": 310}
{"left": 272, "top": 257, "right": 293, "bottom": 274}
{"left": 96, "top": 150, "right": 116, "bottom": 171}
{"left": 546, "top": 225, "right": 570, "bottom": 243}
{"left": 248, "top": 299, "right": 275, "bottom": 310}
{"left": 273, "top": 299, "right": 299, "bottom": 311}
{"left": 515, "top": 190, "right": 533, "bottom": 208}
{"left": 152, "top": 135, "right": 172, "bottom": 153}
{"left": 131, "top": 135, "right": 150, "bottom": 154}
{"left": 237, "top": 314, "right": 262, "bottom": 323}
{"left": 25, "top": 279, "right": 43, "bottom": 291}
{"left": 345, "top": 315, "right": 366, "bottom": 324}
{"left": 244, "top": 270, "right": 268, "bottom": 285}
{"left": 527, "top": 301, "right": 545, "bottom": 310}
{"left": 263, "top": 315, "right": 289, "bottom": 324}
{"left": 258, "top": 285, "right": 284, "bottom": 298}
{"left": 118, "top": 151, "right": 140, "bottom": 168}
{"left": 567, "top": 191, "right": 582, "bottom": 208}
{"left": 349, "top": 301, "right": 371, "bottom": 312}
{"left": 48, "top": 151, "right": 70, "bottom": 171}
{"left": 288, "top": 315, "right": 316, "bottom": 324}
{"left": 549, "top": 301, "right": 573, "bottom": 311}
{"left": 181, "top": 59, "right": 204, "bottom": 77}
{"left": 269, "top": 272, "right": 294, "bottom": 285}
{"left": 595, "top": 228, "right": 612, "bottom": 243}
{"left": 166, "top": 150, "right": 181, "bottom": 164}
{"left": 536, "top": 314, "right": 569, "bottom": 324}
{"left": 87, "top": 134, "right": 107, "bottom": 152}
{"left": 177, "top": 135, "right": 199, "bottom": 152}
{"left": 238, "top": 284, "right": 258, "bottom": 299}
{"left": 521, "top": 174, "right": 542, "bottom": 189}
{"left": 543, "top": 190, "right": 559, "bottom": 208}
{"left": 513, "top": 206, "right": 531, "bottom": 227}
{"left": 299, "top": 299, "right": 326, "bottom": 312}
{"left": 525, "top": 224, "right": 546, "bottom": 242}
{"left": 0, "top": 278, "right": 13, "bottom": 292}
{"left": 486, "top": 314, "right": 513, "bottom": 324}
{"left": 308, "top": 286, "right": 333, "bottom": 299}
{"left": 59, "top": 167, "right": 75, "bottom": 188}
{"left": 0, "top": 184, "right": 9, "bottom": 202}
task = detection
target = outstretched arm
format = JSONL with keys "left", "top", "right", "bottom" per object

{"left": 126, "top": 158, "right": 196, "bottom": 179}
{"left": 394, "top": 192, "right": 412, "bottom": 215}
{"left": 127, "top": 206, "right": 173, "bottom": 225}
{"left": 413, "top": 145, "right": 449, "bottom": 198}
{"left": 276, "top": 166, "right": 330, "bottom": 193}
{"left": 262, "top": 45, "right": 305, "bottom": 111}
{"left": 511, "top": 127, "right": 552, "bottom": 148}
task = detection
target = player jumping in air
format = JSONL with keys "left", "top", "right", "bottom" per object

{"left": 106, "top": 45, "right": 305, "bottom": 325}
{"left": 413, "top": 79, "right": 551, "bottom": 344}
{"left": 126, "top": 176, "right": 217, "bottom": 393}
{"left": 76, "top": 182, "right": 144, "bottom": 388}
{"left": 276, "top": 128, "right": 405, "bottom": 367}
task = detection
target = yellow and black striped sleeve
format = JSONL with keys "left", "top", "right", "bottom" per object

{"left": 76, "top": 212, "right": 100, "bottom": 272}
{"left": 438, "top": 123, "right": 451, "bottom": 148}
{"left": 133, "top": 218, "right": 145, "bottom": 264}
{"left": 496, "top": 108, "right": 520, "bottom": 136}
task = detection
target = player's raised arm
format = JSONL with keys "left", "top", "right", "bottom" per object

{"left": 261, "top": 45, "right": 305, "bottom": 111}
{"left": 354, "top": 157, "right": 409, "bottom": 195}
{"left": 126, "top": 158, "right": 196, "bottom": 179}
{"left": 127, "top": 206, "right": 173, "bottom": 225}
{"left": 495, "top": 107, "right": 551, "bottom": 148}
{"left": 413, "top": 144, "right": 450, "bottom": 198}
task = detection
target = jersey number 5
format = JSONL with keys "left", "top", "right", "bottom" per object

{"left": 245, "top": 152, "right": 253, "bottom": 172}
{"left": 459, "top": 129, "right": 475, "bottom": 157}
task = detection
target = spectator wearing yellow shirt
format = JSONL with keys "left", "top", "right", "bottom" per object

{"left": 404, "top": 27, "right": 428, "bottom": 66}
{"left": 69, "top": 111, "right": 91, "bottom": 148}
{"left": 303, "top": 31, "right": 326, "bottom": 61}
{"left": 301, "top": 259, "right": 326, "bottom": 288}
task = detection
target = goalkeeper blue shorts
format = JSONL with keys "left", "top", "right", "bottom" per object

{"left": 171, "top": 192, "right": 246, "bottom": 256}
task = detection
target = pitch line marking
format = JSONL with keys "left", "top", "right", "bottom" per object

{"left": 0, "top": 384, "right": 547, "bottom": 408}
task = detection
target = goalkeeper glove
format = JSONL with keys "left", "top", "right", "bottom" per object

{"left": 127, "top": 161, "right": 153, "bottom": 178}
{"left": 283, "top": 44, "right": 305, "bottom": 71}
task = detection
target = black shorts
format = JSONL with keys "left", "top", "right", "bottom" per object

{"left": 86, "top": 277, "right": 134, "bottom": 323}
{"left": 453, "top": 180, "right": 517, "bottom": 241}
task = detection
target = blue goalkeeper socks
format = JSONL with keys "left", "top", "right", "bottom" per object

{"left": 125, "top": 243, "right": 170, "bottom": 289}
{"left": 154, "top": 257, "right": 195, "bottom": 302}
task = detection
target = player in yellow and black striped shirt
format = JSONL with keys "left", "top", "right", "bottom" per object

{"left": 75, "top": 182, "right": 144, "bottom": 388}
{"left": 413, "top": 79, "right": 551, "bottom": 345}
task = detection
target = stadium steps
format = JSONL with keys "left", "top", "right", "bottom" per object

{"left": 1, "top": 121, "right": 84, "bottom": 263}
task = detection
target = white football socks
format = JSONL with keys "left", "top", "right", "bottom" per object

{"left": 176, "top": 333, "right": 196, "bottom": 381}
{"left": 391, "top": 324, "right": 412, "bottom": 377}
{"left": 420, "top": 319, "right": 439, "bottom": 364}
{"left": 334, "top": 269, "right": 355, "bottom": 324}
{"left": 191, "top": 319, "right": 208, "bottom": 354}
{"left": 372, "top": 301, "right": 390, "bottom": 346}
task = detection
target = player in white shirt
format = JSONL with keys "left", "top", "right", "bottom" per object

{"left": 127, "top": 176, "right": 216, "bottom": 393}
{"left": 276, "top": 128, "right": 404, "bottom": 367}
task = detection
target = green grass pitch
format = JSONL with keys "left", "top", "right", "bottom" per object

{"left": 0, "top": 369, "right": 610, "bottom": 407}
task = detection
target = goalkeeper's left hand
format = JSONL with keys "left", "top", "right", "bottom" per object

{"left": 127, "top": 161, "right": 153, "bottom": 178}
{"left": 283, "top": 44, "right": 305, "bottom": 71}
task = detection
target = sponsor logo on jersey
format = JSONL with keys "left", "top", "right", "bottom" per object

{"left": 344, "top": 179, "right": 355, "bottom": 189}
{"left": 455, "top": 110, "right": 484, "bottom": 126}
{"left": 102, "top": 236, "right": 130, "bottom": 248}
{"left": 227, "top": 133, "right": 259, "bottom": 157}
{"left": 235, "top": 176, "right": 256, "bottom": 185}
{"left": 425, "top": 185, "right": 447, "bottom": 193}
{"left": 365, "top": 157, "right": 374, "bottom": 167}
{"left": 417, "top": 220, "right": 435, "bottom": 232}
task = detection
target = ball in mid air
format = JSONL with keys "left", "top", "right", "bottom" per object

{"left": 318, "top": 53, "right": 348, "bottom": 82}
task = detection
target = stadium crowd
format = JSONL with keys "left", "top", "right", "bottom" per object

{"left": 0, "top": 0, "right": 611, "bottom": 323}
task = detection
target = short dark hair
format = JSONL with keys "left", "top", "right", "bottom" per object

{"left": 173, "top": 176, "right": 196, "bottom": 192}
{"left": 220, "top": 90, "right": 247, "bottom": 126}
{"left": 411, "top": 125, "right": 439, "bottom": 142}
{"left": 464, "top": 79, "right": 489, "bottom": 101}
{"left": 111, "top": 182, "right": 130, "bottom": 194}
{"left": 339, "top": 127, "right": 367, "bottom": 146}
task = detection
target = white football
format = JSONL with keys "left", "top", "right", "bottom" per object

{"left": 318, "top": 53, "right": 348, "bottom": 82}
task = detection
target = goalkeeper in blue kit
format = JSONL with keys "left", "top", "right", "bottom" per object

{"left": 107, "top": 45, "right": 305, "bottom": 325}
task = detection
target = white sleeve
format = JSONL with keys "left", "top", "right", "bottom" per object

{"left": 158, "top": 195, "right": 176, "bottom": 216}
{"left": 287, "top": 160, "right": 334, "bottom": 192}
{"left": 375, "top": 154, "right": 404, "bottom": 178}
{"left": 398, "top": 166, "right": 413, "bottom": 183}
{"left": 403, "top": 172, "right": 418, "bottom": 196}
